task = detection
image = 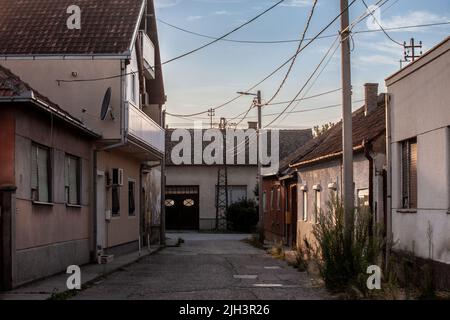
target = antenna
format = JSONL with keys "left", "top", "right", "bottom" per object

{"left": 100, "top": 87, "right": 112, "bottom": 120}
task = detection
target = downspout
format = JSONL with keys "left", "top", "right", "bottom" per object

{"left": 92, "top": 149, "right": 98, "bottom": 262}
{"left": 385, "top": 93, "right": 393, "bottom": 270}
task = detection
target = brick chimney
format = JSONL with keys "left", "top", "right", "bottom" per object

{"left": 248, "top": 121, "right": 258, "bottom": 130}
{"left": 364, "top": 83, "right": 379, "bottom": 115}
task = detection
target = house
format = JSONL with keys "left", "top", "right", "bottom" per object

{"left": 0, "top": 65, "right": 99, "bottom": 289}
{"left": 165, "top": 125, "right": 312, "bottom": 231}
{"left": 262, "top": 84, "right": 387, "bottom": 250}
{"left": 0, "top": 0, "right": 166, "bottom": 274}
{"left": 385, "top": 37, "right": 450, "bottom": 288}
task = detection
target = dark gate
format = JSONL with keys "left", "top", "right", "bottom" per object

{"left": 165, "top": 186, "right": 199, "bottom": 230}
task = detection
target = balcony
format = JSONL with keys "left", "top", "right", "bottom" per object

{"left": 127, "top": 103, "right": 164, "bottom": 155}
{"left": 140, "top": 31, "right": 155, "bottom": 79}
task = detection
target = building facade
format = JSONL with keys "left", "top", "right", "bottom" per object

{"left": 0, "top": 66, "right": 99, "bottom": 289}
{"left": 386, "top": 37, "right": 450, "bottom": 288}
{"left": 0, "top": 0, "right": 166, "bottom": 288}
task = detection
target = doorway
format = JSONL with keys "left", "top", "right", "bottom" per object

{"left": 165, "top": 186, "right": 199, "bottom": 230}
{"left": 290, "top": 185, "right": 298, "bottom": 248}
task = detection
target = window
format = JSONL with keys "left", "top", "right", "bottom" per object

{"left": 165, "top": 199, "right": 175, "bottom": 207}
{"left": 357, "top": 189, "right": 369, "bottom": 208}
{"left": 314, "top": 190, "right": 321, "bottom": 223}
{"left": 112, "top": 185, "right": 120, "bottom": 216}
{"left": 302, "top": 191, "right": 308, "bottom": 221}
{"left": 270, "top": 189, "right": 274, "bottom": 210}
{"left": 64, "top": 155, "right": 80, "bottom": 205}
{"left": 128, "top": 180, "right": 136, "bottom": 216}
{"left": 130, "top": 72, "right": 136, "bottom": 103}
{"left": 216, "top": 185, "right": 247, "bottom": 205}
{"left": 31, "top": 144, "right": 51, "bottom": 203}
{"left": 401, "top": 138, "right": 418, "bottom": 209}
{"left": 183, "top": 199, "right": 195, "bottom": 207}
{"left": 262, "top": 192, "right": 267, "bottom": 212}
{"left": 277, "top": 187, "right": 281, "bottom": 210}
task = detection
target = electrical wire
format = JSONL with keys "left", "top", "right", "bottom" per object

{"left": 263, "top": 0, "right": 318, "bottom": 106}
{"left": 55, "top": 0, "right": 286, "bottom": 84}
{"left": 361, "top": 0, "right": 404, "bottom": 46}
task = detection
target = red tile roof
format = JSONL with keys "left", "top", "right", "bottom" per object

{"left": 0, "top": 0, "right": 144, "bottom": 55}
{"left": 289, "top": 101, "right": 386, "bottom": 167}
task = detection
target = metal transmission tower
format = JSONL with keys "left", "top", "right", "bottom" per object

{"left": 403, "top": 38, "right": 423, "bottom": 62}
{"left": 216, "top": 118, "right": 229, "bottom": 231}
{"left": 207, "top": 108, "right": 215, "bottom": 128}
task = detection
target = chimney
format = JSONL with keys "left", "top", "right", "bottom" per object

{"left": 248, "top": 121, "right": 258, "bottom": 130}
{"left": 364, "top": 83, "right": 378, "bottom": 115}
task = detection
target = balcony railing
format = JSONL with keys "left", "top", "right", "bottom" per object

{"left": 127, "top": 103, "right": 164, "bottom": 154}
{"left": 140, "top": 31, "right": 155, "bottom": 79}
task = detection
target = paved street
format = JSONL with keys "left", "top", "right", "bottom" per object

{"left": 72, "top": 233, "right": 331, "bottom": 300}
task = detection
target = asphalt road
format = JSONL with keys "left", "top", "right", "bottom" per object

{"left": 72, "top": 233, "right": 330, "bottom": 300}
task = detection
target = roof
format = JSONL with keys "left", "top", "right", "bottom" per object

{"left": 386, "top": 36, "right": 450, "bottom": 86}
{"left": 0, "top": 0, "right": 144, "bottom": 55}
{"left": 290, "top": 100, "right": 386, "bottom": 168}
{"left": 165, "top": 128, "right": 312, "bottom": 166}
{"left": 0, "top": 65, "right": 99, "bottom": 136}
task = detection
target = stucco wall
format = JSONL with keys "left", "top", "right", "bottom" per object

{"left": 1, "top": 59, "right": 123, "bottom": 140}
{"left": 296, "top": 154, "right": 370, "bottom": 249}
{"left": 97, "top": 150, "right": 140, "bottom": 248}
{"left": 12, "top": 106, "right": 94, "bottom": 286}
{"left": 166, "top": 166, "right": 257, "bottom": 230}
{"left": 387, "top": 43, "right": 450, "bottom": 265}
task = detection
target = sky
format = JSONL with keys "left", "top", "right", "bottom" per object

{"left": 154, "top": 0, "right": 450, "bottom": 129}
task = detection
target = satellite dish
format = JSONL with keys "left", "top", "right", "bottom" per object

{"left": 100, "top": 87, "right": 112, "bottom": 120}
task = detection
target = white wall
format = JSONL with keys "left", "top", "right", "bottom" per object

{"left": 166, "top": 166, "right": 257, "bottom": 230}
{"left": 387, "top": 40, "right": 450, "bottom": 264}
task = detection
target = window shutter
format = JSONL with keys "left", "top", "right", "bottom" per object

{"left": 401, "top": 141, "right": 408, "bottom": 208}
{"left": 37, "top": 147, "right": 49, "bottom": 202}
{"left": 31, "top": 145, "right": 38, "bottom": 193}
{"left": 69, "top": 158, "right": 78, "bottom": 204}
{"left": 409, "top": 140, "right": 418, "bottom": 208}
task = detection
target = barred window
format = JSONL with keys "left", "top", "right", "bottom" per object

{"left": 401, "top": 138, "right": 417, "bottom": 209}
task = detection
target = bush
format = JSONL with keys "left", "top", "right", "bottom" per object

{"left": 312, "top": 195, "right": 384, "bottom": 294}
{"left": 226, "top": 199, "right": 258, "bottom": 232}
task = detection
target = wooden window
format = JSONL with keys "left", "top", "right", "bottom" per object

{"left": 31, "top": 144, "right": 51, "bottom": 203}
{"left": 128, "top": 180, "right": 136, "bottom": 216}
{"left": 314, "top": 190, "right": 321, "bottom": 223}
{"left": 401, "top": 138, "right": 417, "bottom": 209}
{"left": 262, "top": 192, "right": 267, "bottom": 212}
{"left": 303, "top": 191, "right": 308, "bottom": 221}
{"left": 65, "top": 155, "right": 81, "bottom": 205}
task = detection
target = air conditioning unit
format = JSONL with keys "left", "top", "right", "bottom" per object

{"left": 112, "top": 168, "right": 124, "bottom": 186}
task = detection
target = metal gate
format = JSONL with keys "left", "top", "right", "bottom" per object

{"left": 165, "top": 186, "right": 199, "bottom": 230}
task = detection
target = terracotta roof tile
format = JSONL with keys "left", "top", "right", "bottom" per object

{"left": 0, "top": 0, "right": 143, "bottom": 55}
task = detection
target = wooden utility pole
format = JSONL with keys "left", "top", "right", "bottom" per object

{"left": 340, "top": 0, "right": 354, "bottom": 240}
{"left": 403, "top": 38, "right": 422, "bottom": 62}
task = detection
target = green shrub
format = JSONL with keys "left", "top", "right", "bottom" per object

{"left": 312, "top": 195, "right": 384, "bottom": 294}
{"left": 226, "top": 199, "right": 258, "bottom": 232}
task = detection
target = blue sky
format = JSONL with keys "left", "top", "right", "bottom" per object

{"left": 155, "top": 0, "right": 450, "bottom": 129}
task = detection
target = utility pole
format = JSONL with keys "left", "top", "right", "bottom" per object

{"left": 404, "top": 38, "right": 422, "bottom": 62}
{"left": 208, "top": 108, "right": 215, "bottom": 129}
{"left": 340, "top": 0, "right": 354, "bottom": 241}
{"left": 256, "top": 90, "right": 264, "bottom": 243}
{"left": 236, "top": 90, "right": 264, "bottom": 242}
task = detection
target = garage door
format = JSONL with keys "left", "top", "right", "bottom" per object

{"left": 165, "top": 186, "right": 199, "bottom": 230}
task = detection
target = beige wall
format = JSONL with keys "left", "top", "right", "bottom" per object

{"left": 387, "top": 42, "right": 450, "bottom": 264}
{"left": 97, "top": 150, "right": 140, "bottom": 248}
{"left": 166, "top": 166, "right": 257, "bottom": 230}
{"left": 1, "top": 59, "right": 123, "bottom": 140}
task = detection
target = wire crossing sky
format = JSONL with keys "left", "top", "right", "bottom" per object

{"left": 155, "top": 0, "right": 450, "bottom": 129}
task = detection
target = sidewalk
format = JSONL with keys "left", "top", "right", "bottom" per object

{"left": 0, "top": 246, "right": 162, "bottom": 300}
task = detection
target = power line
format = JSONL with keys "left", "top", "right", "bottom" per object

{"left": 264, "top": 0, "right": 319, "bottom": 106}
{"left": 56, "top": 0, "right": 286, "bottom": 84}
{"left": 361, "top": 0, "right": 403, "bottom": 46}
{"left": 168, "top": 0, "right": 359, "bottom": 118}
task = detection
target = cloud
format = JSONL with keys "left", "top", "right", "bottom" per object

{"left": 355, "top": 54, "right": 399, "bottom": 67}
{"left": 379, "top": 11, "right": 449, "bottom": 32}
{"left": 280, "top": 0, "right": 313, "bottom": 7}
{"left": 154, "top": 0, "right": 182, "bottom": 9}
{"left": 186, "top": 15, "right": 204, "bottom": 21}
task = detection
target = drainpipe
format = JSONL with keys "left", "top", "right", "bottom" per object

{"left": 385, "top": 93, "right": 393, "bottom": 270}
{"left": 92, "top": 149, "right": 98, "bottom": 262}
